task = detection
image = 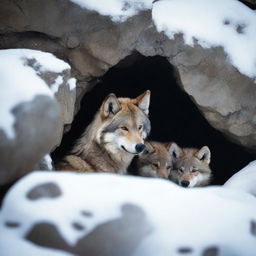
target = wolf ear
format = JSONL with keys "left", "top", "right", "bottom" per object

{"left": 195, "top": 146, "right": 211, "bottom": 164}
{"left": 101, "top": 93, "right": 121, "bottom": 118}
{"left": 168, "top": 142, "right": 183, "bottom": 159}
{"left": 142, "top": 141, "right": 155, "bottom": 155}
{"left": 134, "top": 90, "right": 151, "bottom": 115}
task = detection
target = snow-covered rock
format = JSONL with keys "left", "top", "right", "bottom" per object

{"left": 1, "top": 0, "right": 256, "bottom": 152}
{"left": 0, "top": 49, "right": 76, "bottom": 185}
{"left": 35, "top": 154, "right": 54, "bottom": 171}
{"left": 152, "top": 0, "right": 256, "bottom": 79}
{"left": 70, "top": 0, "right": 152, "bottom": 22}
{"left": 224, "top": 160, "right": 256, "bottom": 197}
{"left": 0, "top": 172, "right": 255, "bottom": 256}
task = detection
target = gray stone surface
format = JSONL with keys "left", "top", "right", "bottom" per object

{"left": 0, "top": 96, "right": 61, "bottom": 185}
{"left": 0, "top": 0, "right": 256, "bottom": 153}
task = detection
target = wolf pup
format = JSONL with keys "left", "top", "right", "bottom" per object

{"left": 135, "top": 141, "right": 173, "bottom": 178}
{"left": 55, "top": 90, "right": 151, "bottom": 174}
{"left": 169, "top": 143, "right": 212, "bottom": 187}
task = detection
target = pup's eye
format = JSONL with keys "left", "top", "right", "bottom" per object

{"left": 151, "top": 163, "right": 158, "bottom": 168}
{"left": 192, "top": 169, "right": 198, "bottom": 173}
{"left": 138, "top": 125, "right": 143, "bottom": 130}
{"left": 178, "top": 168, "right": 184, "bottom": 173}
{"left": 120, "top": 126, "right": 128, "bottom": 131}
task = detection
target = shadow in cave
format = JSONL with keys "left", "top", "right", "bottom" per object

{"left": 52, "top": 52, "right": 255, "bottom": 185}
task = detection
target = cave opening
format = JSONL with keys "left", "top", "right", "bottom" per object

{"left": 52, "top": 52, "right": 255, "bottom": 185}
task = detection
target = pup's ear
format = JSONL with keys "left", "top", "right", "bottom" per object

{"left": 195, "top": 146, "right": 211, "bottom": 164}
{"left": 142, "top": 141, "right": 155, "bottom": 155}
{"left": 134, "top": 90, "right": 151, "bottom": 115}
{"left": 101, "top": 93, "right": 121, "bottom": 118}
{"left": 168, "top": 142, "right": 183, "bottom": 159}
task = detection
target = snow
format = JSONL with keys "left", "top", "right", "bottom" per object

{"left": 224, "top": 160, "right": 256, "bottom": 197}
{"left": 51, "top": 76, "right": 64, "bottom": 94}
{"left": 0, "top": 49, "right": 73, "bottom": 139}
{"left": 69, "top": 0, "right": 152, "bottom": 22}
{"left": 152, "top": 0, "right": 256, "bottom": 79}
{"left": 39, "top": 154, "right": 54, "bottom": 170}
{"left": 0, "top": 171, "right": 256, "bottom": 255}
{"left": 69, "top": 0, "right": 256, "bottom": 79}
{"left": 68, "top": 78, "right": 76, "bottom": 91}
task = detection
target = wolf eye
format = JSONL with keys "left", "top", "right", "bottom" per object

{"left": 178, "top": 168, "right": 184, "bottom": 173}
{"left": 192, "top": 169, "right": 198, "bottom": 173}
{"left": 138, "top": 125, "right": 143, "bottom": 130}
{"left": 120, "top": 126, "right": 128, "bottom": 131}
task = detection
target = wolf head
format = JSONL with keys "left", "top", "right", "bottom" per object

{"left": 98, "top": 90, "right": 151, "bottom": 155}
{"left": 136, "top": 141, "right": 173, "bottom": 178}
{"left": 169, "top": 143, "right": 212, "bottom": 188}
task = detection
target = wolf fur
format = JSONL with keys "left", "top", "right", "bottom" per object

{"left": 55, "top": 91, "right": 151, "bottom": 174}
{"left": 135, "top": 141, "right": 173, "bottom": 178}
{"left": 169, "top": 143, "right": 212, "bottom": 187}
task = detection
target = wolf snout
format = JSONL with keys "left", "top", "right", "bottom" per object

{"left": 135, "top": 143, "right": 146, "bottom": 153}
{"left": 181, "top": 180, "right": 190, "bottom": 187}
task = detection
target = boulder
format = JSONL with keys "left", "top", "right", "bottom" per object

{"left": 0, "top": 0, "right": 256, "bottom": 153}
{"left": 0, "top": 49, "right": 75, "bottom": 185}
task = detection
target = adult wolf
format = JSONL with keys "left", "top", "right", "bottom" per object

{"left": 169, "top": 143, "right": 212, "bottom": 187}
{"left": 55, "top": 91, "right": 151, "bottom": 174}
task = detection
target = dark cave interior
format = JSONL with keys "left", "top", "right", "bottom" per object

{"left": 52, "top": 52, "right": 255, "bottom": 185}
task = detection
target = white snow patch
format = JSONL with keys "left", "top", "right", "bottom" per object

{"left": 51, "top": 76, "right": 64, "bottom": 94}
{"left": 224, "top": 160, "right": 256, "bottom": 196}
{"left": 69, "top": 0, "right": 152, "bottom": 22}
{"left": 152, "top": 0, "right": 256, "bottom": 79}
{"left": 0, "top": 49, "right": 71, "bottom": 139}
{"left": 38, "top": 154, "right": 53, "bottom": 170}
{"left": 68, "top": 78, "right": 76, "bottom": 91}
{"left": 43, "top": 154, "right": 53, "bottom": 170}
{"left": 0, "top": 172, "right": 256, "bottom": 255}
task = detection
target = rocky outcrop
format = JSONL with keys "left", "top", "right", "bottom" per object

{"left": 0, "top": 0, "right": 256, "bottom": 154}
{"left": 0, "top": 49, "right": 75, "bottom": 185}
{"left": 0, "top": 96, "right": 60, "bottom": 185}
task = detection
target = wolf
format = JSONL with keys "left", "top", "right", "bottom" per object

{"left": 168, "top": 143, "right": 212, "bottom": 187}
{"left": 55, "top": 90, "right": 151, "bottom": 174}
{"left": 134, "top": 141, "right": 173, "bottom": 179}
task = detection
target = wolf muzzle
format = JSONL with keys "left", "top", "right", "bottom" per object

{"left": 135, "top": 143, "right": 146, "bottom": 153}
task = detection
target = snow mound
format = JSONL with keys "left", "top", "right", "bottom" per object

{"left": 0, "top": 172, "right": 255, "bottom": 255}
{"left": 224, "top": 160, "right": 256, "bottom": 196}
{"left": 152, "top": 0, "right": 256, "bottom": 79}
{"left": 69, "top": 0, "right": 152, "bottom": 22}
{"left": 0, "top": 49, "right": 74, "bottom": 139}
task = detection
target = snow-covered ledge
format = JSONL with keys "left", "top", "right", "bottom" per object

{"left": 0, "top": 169, "right": 255, "bottom": 255}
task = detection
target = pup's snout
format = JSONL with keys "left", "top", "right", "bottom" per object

{"left": 135, "top": 143, "right": 145, "bottom": 153}
{"left": 181, "top": 180, "right": 190, "bottom": 187}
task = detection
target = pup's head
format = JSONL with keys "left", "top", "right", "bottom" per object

{"left": 169, "top": 143, "right": 212, "bottom": 188}
{"left": 136, "top": 141, "right": 173, "bottom": 178}
{"left": 98, "top": 90, "right": 151, "bottom": 155}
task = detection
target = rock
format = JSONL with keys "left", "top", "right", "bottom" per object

{"left": 0, "top": 96, "right": 60, "bottom": 185}
{"left": 0, "top": 49, "right": 75, "bottom": 185}
{"left": 0, "top": 0, "right": 256, "bottom": 153}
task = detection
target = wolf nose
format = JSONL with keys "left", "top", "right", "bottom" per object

{"left": 135, "top": 143, "right": 145, "bottom": 153}
{"left": 181, "top": 180, "right": 190, "bottom": 187}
